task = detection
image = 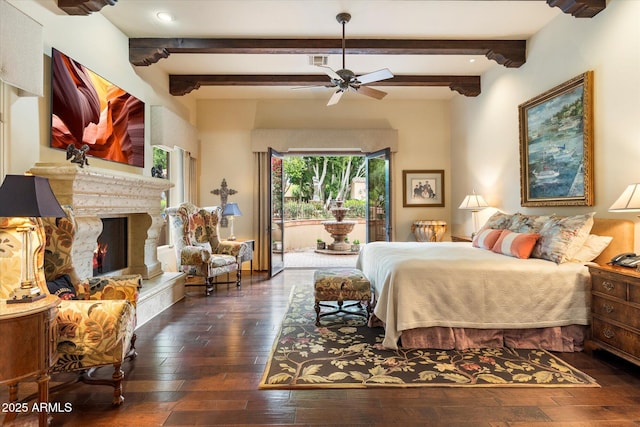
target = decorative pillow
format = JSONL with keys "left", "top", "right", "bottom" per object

{"left": 472, "top": 228, "right": 503, "bottom": 250}
{"left": 479, "top": 211, "right": 513, "bottom": 232}
{"left": 569, "top": 234, "right": 613, "bottom": 263}
{"left": 46, "top": 274, "right": 77, "bottom": 300}
{"left": 531, "top": 213, "right": 595, "bottom": 263}
{"left": 491, "top": 230, "right": 540, "bottom": 259}
{"left": 508, "top": 213, "right": 555, "bottom": 234}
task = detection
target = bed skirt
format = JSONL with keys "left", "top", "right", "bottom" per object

{"left": 398, "top": 324, "right": 588, "bottom": 352}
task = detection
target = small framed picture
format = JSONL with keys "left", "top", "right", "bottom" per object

{"left": 402, "top": 170, "right": 444, "bottom": 207}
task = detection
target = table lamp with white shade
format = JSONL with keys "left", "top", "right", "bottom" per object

{"left": 458, "top": 191, "right": 490, "bottom": 237}
{"left": 609, "top": 183, "right": 640, "bottom": 213}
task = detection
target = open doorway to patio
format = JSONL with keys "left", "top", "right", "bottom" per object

{"left": 270, "top": 150, "right": 390, "bottom": 270}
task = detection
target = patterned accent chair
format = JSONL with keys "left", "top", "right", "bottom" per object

{"left": 166, "top": 202, "right": 246, "bottom": 295}
{"left": 0, "top": 211, "right": 140, "bottom": 405}
{"left": 42, "top": 206, "right": 140, "bottom": 405}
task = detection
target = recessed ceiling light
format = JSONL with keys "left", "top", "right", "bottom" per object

{"left": 469, "top": 58, "right": 476, "bottom": 63}
{"left": 156, "top": 12, "right": 174, "bottom": 22}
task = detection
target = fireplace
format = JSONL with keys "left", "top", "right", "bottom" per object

{"left": 94, "top": 217, "right": 128, "bottom": 276}
{"left": 29, "top": 163, "right": 173, "bottom": 280}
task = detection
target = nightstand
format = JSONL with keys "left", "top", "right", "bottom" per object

{"left": 587, "top": 264, "right": 640, "bottom": 367}
{"left": 451, "top": 235, "right": 473, "bottom": 243}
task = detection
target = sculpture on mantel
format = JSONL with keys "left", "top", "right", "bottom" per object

{"left": 210, "top": 178, "right": 237, "bottom": 227}
{"left": 66, "top": 144, "right": 90, "bottom": 168}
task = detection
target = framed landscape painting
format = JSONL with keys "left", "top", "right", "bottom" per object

{"left": 402, "top": 170, "right": 444, "bottom": 207}
{"left": 518, "top": 72, "right": 594, "bottom": 207}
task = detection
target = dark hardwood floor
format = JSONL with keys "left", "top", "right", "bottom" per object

{"left": 3, "top": 269, "right": 640, "bottom": 426}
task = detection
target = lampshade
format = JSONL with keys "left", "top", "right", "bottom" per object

{"left": 458, "top": 193, "right": 489, "bottom": 211}
{"left": 222, "top": 203, "right": 242, "bottom": 217}
{"left": 0, "top": 175, "right": 66, "bottom": 218}
{"left": 609, "top": 183, "right": 640, "bottom": 212}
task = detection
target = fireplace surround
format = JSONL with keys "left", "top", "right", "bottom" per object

{"left": 29, "top": 163, "right": 173, "bottom": 280}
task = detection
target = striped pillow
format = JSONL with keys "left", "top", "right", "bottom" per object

{"left": 472, "top": 228, "right": 503, "bottom": 250}
{"left": 491, "top": 230, "right": 540, "bottom": 259}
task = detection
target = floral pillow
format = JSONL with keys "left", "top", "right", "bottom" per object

{"left": 531, "top": 213, "right": 595, "bottom": 263}
{"left": 479, "top": 211, "right": 513, "bottom": 232}
{"left": 491, "top": 230, "right": 540, "bottom": 259}
{"left": 508, "top": 213, "right": 555, "bottom": 234}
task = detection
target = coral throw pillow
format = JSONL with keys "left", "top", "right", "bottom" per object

{"left": 472, "top": 228, "right": 503, "bottom": 250}
{"left": 492, "top": 230, "right": 540, "bottom": 259}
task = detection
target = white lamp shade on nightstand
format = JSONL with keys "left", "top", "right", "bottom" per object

{"left": 458, "top": 192, "right": 490, "bottom": 236}
{"left": 609, "top": 184, "right": 640, "bottom": 212}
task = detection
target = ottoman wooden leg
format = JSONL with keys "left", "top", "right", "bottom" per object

{"left": 314, "top": 300, "right": 321, "bottom": 326}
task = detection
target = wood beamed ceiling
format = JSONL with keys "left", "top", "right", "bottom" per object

{"left": 56, "top": 0, "right": 606, "bottom": 97}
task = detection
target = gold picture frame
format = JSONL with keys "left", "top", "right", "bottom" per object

{"left": 402, "top": 170, "right": 444, "bottom": 207}
{"left": 518, "top": 71, "right": 594, "bottom": 207}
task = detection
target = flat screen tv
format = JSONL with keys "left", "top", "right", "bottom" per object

{"left": 50, "top": 48, "right": 144, "bottom": 168}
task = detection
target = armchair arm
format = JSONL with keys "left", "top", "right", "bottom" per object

{"left": 217, "top": 240, "right": 247, "bottom": 261}
{"left": 181, "top": 245, "right": 212, "bottom": 265}
{"left": 54, "top": 299, "right": 136, "bottom": 370}
{"left": 76, "top": 274, "right": 141, "bottom": 308}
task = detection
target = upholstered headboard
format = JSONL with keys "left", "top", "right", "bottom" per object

{"left": 591, "top": 218, "right": 635, "bottom": 265}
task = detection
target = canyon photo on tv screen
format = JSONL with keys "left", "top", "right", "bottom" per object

{"left": 51, "top": 48, "right": 145, "bottom": 168}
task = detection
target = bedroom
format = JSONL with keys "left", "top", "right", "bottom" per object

{"left": 0, "top": 0, "right": 639, "bottom": 424}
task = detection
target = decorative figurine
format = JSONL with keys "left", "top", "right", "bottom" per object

{"left": 66, "top": 144, "right": 90, "bottom": 168}
{"left": 210, "top": 178, "right": 237, "bottom": 227}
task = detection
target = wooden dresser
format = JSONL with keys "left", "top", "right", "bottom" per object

{"left": 587, "top": 264, "right": 640, "bottom": 366}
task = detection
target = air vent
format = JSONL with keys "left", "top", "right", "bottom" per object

{"left": 309, "top": 55, "right": 329, "bottom": 66}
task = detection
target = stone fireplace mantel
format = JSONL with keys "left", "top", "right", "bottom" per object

{"left": 29, "top": 163, "right": 173, "bottom": 280}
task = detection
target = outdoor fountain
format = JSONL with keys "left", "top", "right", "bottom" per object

{"left": 322, "top": 200, "right": 356, "bottom": 252}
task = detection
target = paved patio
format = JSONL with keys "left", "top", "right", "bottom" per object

{"left": 283, "top": 247, "right": 358, "bottom": 269}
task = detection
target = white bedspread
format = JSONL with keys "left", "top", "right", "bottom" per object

{"left": 356, "top": 241, "right": 591, "bottom": 349}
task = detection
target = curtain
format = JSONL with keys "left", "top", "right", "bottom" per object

{"left": 253, "top": 152, "right": 270, "bottom": 271}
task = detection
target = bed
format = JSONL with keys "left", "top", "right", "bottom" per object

{"left": 356, "top": 216, "right": 634, "bottom": 351}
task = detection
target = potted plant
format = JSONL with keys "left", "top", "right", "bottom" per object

{"left": 351, "top": 239, "right": 360, "bottom": 252}
{"left": 316, "top": 238, "right": 326, "bottom": 250}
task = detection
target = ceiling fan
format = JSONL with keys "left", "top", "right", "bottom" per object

{"left": 306, "top": 12, "right": 394, "bottom": 106}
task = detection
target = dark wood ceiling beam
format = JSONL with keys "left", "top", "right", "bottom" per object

{"left": 546, "top": 0, "right": 606, "bottom": 18}
{"left": 130, "top": 38, "right": 526, "bottom": 68}
{"left": 169, "top": 75, "right": 481, "bottom": 97}
{"left": 57, "top": 0, "right": 117, "bottom": 15}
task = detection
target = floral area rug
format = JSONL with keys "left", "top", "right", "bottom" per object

{"left": 259, "top": 285, "right": 598, "bottom": 389}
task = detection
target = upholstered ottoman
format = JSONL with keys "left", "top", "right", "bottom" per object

{"left": 313, "top": 268, "right": 372, "bottom": 326}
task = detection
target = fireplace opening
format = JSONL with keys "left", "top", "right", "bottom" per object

{"left": 94, "top": 217, "right": 128, "bottom": 276}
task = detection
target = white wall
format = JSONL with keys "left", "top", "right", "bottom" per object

{"left": 451, "top": 1, "right": 640, "bottom": 246}
{"left": 4, "top": 0, "right": 196, "bottom": 176}
{"left": 197, "top": 98, "right": 451, "bottom": 242}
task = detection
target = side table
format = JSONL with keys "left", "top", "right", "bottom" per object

{"left": 0, "top": 294, "right": 59, "bottom": 426}
{"left": 451, "top": 235, "right": 473, "bottom": 243}
{"left": 586, "top": 264, "right": 640, "bottom": 367}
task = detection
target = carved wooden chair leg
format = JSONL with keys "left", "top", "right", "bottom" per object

{"left": 236, "top": 267, "right": 242, "bottom": 287}
{"left": 80, "top": 364, "right": 125, "bottom": 406}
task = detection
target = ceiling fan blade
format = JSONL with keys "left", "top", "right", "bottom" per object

{"left": 318, "top": 66, "right": 343, "bottom": 82}
{"left": 356, "top": 68, "right": 394, "bottom": 85}
{"left": 327, "top": 89, "right": 345, "bottom": 106}
{"left": 355, "top": 85, "right": 388, "bottom": 100}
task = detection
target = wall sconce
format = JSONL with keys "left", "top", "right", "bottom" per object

{"left": 458, "top": 191, "right": 489, "bottom": 237}
{"left": 222, "top": 203, "right": 242, "bottom": 241}
{"left": 0, "top": 175, "right": 66, "bottom": 303}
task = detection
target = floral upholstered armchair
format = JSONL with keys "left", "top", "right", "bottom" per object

{"left": 166, "top": 202, "right": 247, "bottom": 295}
{"left": 0, "top": 207, "right": 141, "bottom": 405}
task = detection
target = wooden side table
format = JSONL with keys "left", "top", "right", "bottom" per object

{"left": 0, "top": 294, "right": 59, "bottom": 426}
{"left": 451, "top": 235, "right": 473, "bottom": 243}
{"left": 586, "top": 264, "right": 640, "bottom": 367}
